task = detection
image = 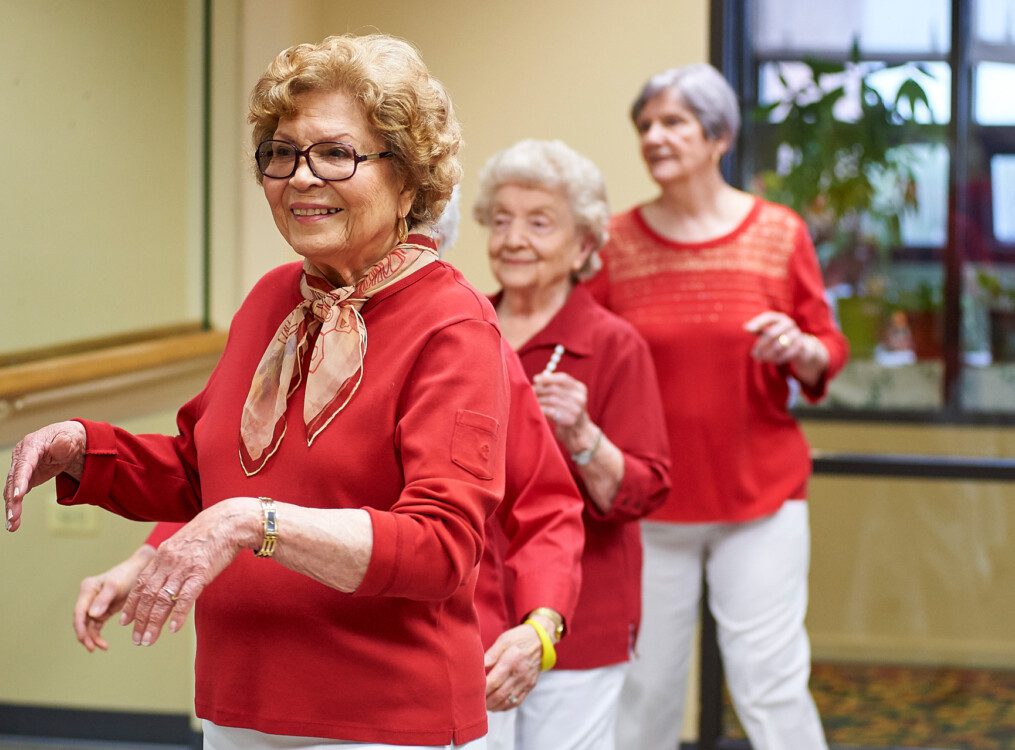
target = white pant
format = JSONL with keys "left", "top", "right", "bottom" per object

{"left": 203, "top": 720, "right": 487, "bottom": 750}
{"left": 616, "top": 502, "right": 828, "bottom": 750}
{"left": 485, "top": 707, "right": 517, "bottom": 750}
{"left": 515, "top": 663, "right": 627, "bottom": 750}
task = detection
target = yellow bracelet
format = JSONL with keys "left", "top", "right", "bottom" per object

{"left": 524, "top": 618, "right": 557, "bottom": 671}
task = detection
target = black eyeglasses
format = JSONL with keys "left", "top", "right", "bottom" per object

{"left": 255, "top": 140, "right": 394, "bottom": 181}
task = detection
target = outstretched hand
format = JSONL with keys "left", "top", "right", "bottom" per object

{"left": 4, "top": 421, "right": 87, "bottom": 532}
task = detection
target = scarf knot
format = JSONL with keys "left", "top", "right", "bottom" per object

{"left": 239, "top": 235, "right": 438, "bottom": 475}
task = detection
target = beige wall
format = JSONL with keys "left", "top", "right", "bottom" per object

{"left": 0, "top": 0, "right": 205, "bottom": 353}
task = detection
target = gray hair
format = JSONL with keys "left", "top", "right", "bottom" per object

{"left": 472, "top": 139, "right": 609, "bottom": 281}
{"left": 432, "top": 185, "right": 461, "bottom": 253}
{"left": 630, "top": 63, "right": 740, "bottom": 142}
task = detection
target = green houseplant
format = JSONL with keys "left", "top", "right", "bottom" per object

{"left": 753, "top": 44, "right": 934, "bottom": 357}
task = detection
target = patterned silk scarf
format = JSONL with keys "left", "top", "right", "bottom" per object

{"left": 239, "top": 234, "right": 439, "bottom": 476}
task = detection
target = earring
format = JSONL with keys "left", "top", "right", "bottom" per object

{"left": 396, "top": 215, "right": 409, "bottom": 244}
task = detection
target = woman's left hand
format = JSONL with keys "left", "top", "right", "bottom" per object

{"left": 483, "top": 624, "right": 542, "bottom": 711}
{"left": 744, "top": 311, "right": 829, "bottom": 386}
{"left": 532, "top": 371, "right": 590, "bottom": 450}
{"left": 119, "top": 497, "right": 259, "bottom": 646}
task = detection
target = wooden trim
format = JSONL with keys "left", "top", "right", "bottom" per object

{"left": 0, "top": 322, "right": 206, "bottom": 368}
{"left": 0, "top": 330, "right": 227, "bottom": 399}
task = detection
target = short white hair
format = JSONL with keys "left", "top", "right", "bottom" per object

{"left": 432, "top": 185, "right": 461, "bottom": 253}
{"left": 631, "top": 63, "right": 740, "bottom": 142}
{"left": 472, "top": 139, "right": 609, "bottom": 281}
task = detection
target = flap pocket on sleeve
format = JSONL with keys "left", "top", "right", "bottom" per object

{"left": 451, "top": 409, "right": 500, "bottom": 480}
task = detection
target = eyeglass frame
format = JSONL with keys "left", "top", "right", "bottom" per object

{"left": 255, "top": 139, "right": 395, "bottom": 182}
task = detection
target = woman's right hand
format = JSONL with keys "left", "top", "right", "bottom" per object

{"left": 4, "top": 420, "right": 87, "bottom": 532}
{"left": 73, "top": 544, "right": 156, "bottom": 652}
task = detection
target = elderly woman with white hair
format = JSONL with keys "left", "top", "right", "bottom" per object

{"left": 473, "top": 139, "right": 671, "bottom": 750}
{"left": 585, "top": 64, "right": 847, "bottom": 750}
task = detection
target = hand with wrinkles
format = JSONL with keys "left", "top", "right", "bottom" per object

{"left": 484, "top": 623, "right": 543, "bottom": 711}
{"left": 4, "top": 420, "right": 87, "bottom": 532}
{"left": 119, "top": 497, "right": 259, "bottom": 647}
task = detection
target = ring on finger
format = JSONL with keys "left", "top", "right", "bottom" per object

{"left": 508, "top": 694, "right": 518, "bottom": 705}
{"left": 777, "top": 333, "right": 791, "bottom": 348}
{"left": 161, "top": 586, "right": 179, "bottom": 602}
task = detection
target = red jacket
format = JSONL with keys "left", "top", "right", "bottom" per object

{"left": 499, "top": 285, "right": 672, "bottom": 669}
{"left": 58, "top": 259, "right": 508, "bottom": 745}
{"left": 586, "top": 200, "right": 848, "bottom": 523}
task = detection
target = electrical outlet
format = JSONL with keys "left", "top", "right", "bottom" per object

{"left": 47, "top": 501, "right": 99, "bottom": 536}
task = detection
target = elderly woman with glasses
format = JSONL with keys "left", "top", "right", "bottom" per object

{"left": 5, "top": 34, "right": 509, "bottom": 749}
{"left": 472, "top": 139, "right": 671, "bottom": 750}
{"left": 586, "top": 64, "right": 847, "bottom": 750}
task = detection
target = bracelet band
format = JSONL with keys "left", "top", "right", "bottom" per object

{"left": 524, "top": 618, "right": 558, "bottom": 671}
{"left": 571, "top": 426, "right": 603, "bottom": 466}
{"left": 253, "top": 497, "right": 278, "bottom": 558}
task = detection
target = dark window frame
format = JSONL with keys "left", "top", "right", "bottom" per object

{"left": 711, "top": 0, "right": 1015, "bottom": 425}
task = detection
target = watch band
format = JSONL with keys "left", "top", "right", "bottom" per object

{"left": 253, "top": 497, "right": 278, "bottom": 558}
{"left": 527, "top": 606, "right": 565, "bottom": 642}
{"left": 570, "top": 427, "right": 603, "bottom": 466}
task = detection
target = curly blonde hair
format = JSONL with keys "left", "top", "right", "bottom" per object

{"left": 472, "top": 139, "right": 610, "bottom": 281}
{"left": 248, "top": 34, "right": 462, "bottom": 227}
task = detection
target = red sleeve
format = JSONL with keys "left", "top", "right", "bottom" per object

{"left": 497, "top": 348, "right": 584, "bottom": 627}
{"left": 787, "top": 222, "right": 850, "bottom": 401}
{"left": 587, "top": 334, "right": 671, "bottom": 523}
{"left": 355, "top": 319, "right": 509, "bottom": 601}
{"left": 54, "top": 385, "right": 209, "bottom": 522}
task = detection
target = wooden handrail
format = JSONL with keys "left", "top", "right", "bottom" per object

{"left": 0, "top": 331, "right": 227, "bottom": 399}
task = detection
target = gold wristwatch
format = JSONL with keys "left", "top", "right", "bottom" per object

{"left": 527, "top": 607, "right": 565, "bottom": 642}
{"left": 253, "top": 497, "right": 278, "bottom": 558}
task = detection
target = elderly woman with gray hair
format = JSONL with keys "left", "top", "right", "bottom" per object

{"left": 473, "top": 139, "right": 671, "bottom": 750}
{"left": 585, "top": 64, "right": 847, "bottom": 750}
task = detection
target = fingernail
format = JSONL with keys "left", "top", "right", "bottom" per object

{"left": 6, "top": 507, "right": 12, "bottom": 522}
{"left": 120, "top": 613, "right": 130, "bottom": 626}
{"left": 89, "top": 606, "right": 102, "bottom": 617}
{"left": 12, "top": 487, "right": 20, "bottom": 499}
{"left": 141, "top": 631, "right": 152, "bottom": 646}
{"left": 132, "top": 631, "right": 141, "bottom": 645}
{"left": 169, "top": 619, "right": 179, "bottom": 633}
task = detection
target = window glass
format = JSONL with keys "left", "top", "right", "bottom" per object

{"left": 975, "top": 62, "right": 1015, "bottom": 125}
{"left": 753, "top": 0, "right": 950, "bottom": 55}
{"left": 991, "top": 155, "right": 1015, "bottom": 243}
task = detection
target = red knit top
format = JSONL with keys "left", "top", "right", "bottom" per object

{"left": 58, "top": 260, "right": 509, "bottom": 746}
{"left": 585, "top": 199, "right": 848, "bottom": 524}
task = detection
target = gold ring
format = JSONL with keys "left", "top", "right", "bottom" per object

{"left": 161, "top": 586, "right": 179, "bottom": 601}
{"left": 508, "top": 694, "right": 518, "bottom": 705}
{"left": 777, "top": 333, "right": 791, "bottom": 348}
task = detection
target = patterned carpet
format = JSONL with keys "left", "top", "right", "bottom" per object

{"left": 722, "top": 662, "right": 1015, "bottom": 749}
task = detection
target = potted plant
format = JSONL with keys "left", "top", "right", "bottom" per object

{"left": 752, "top": 43, "right": 934, "bottom": 358}
{"left": 891, "top": 280, "right": 943, "bottom": 360}
{"left": 976, "top": 269, "right": 1015, "bottom": 363}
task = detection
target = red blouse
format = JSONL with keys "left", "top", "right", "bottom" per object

{"left": 502, "top": 285, "right": 672, "bottom": 669}
{"left": 586, "top": 199, "right": 848, "bottom": 523}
